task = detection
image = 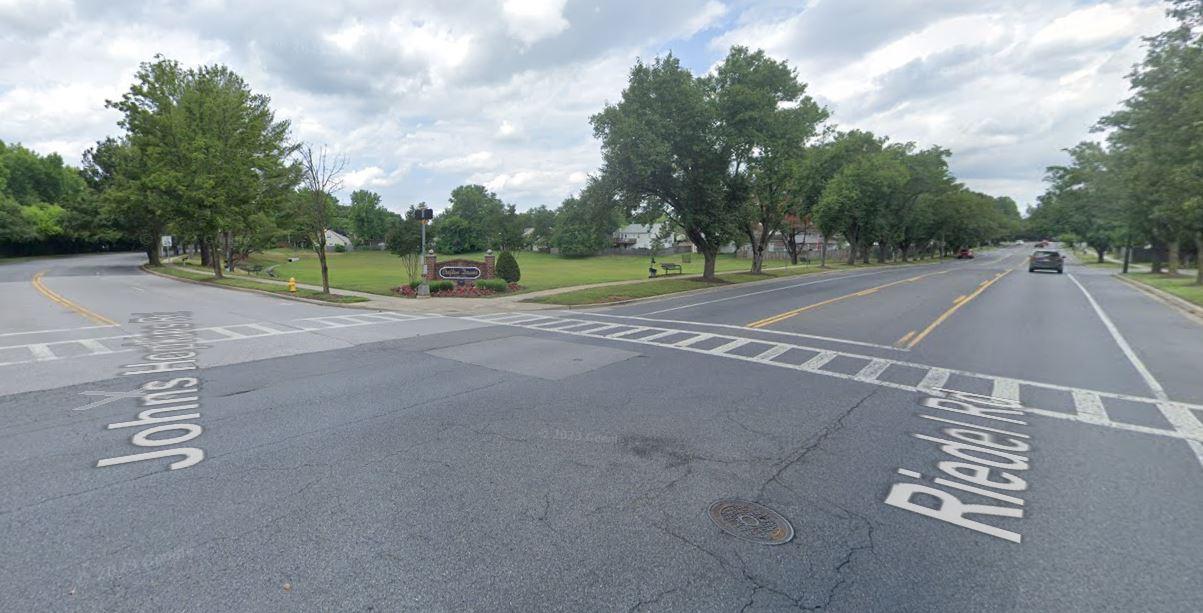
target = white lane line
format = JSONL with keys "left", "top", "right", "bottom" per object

{"left": 1071, "top": 390, "right": 1109, "bottom": 424}
{"left": 917, "top": 368, "right": 951, "bottom": 392}
{"left": 640, "top": 268, "right": 905, "bottom": 315}
{"left": 855, "top": 359, "right": 891, "bottom": 382}
{"left": 1068, "top": 273, "right": 1169, "bottom": 401}
{"left": 559, "top": 311, "right": 906, "bottom": 351}
{"left": 753, "top": 344, "right": 791, "bottom": 362}
{"left": 28, "top": 344, "right": 55, "bottom": 361}
{"left": 0, "top": 324, "right": 118, "bottom": 338}
{"left": 992, "top": 378, "right": 1021, "bottom": 403}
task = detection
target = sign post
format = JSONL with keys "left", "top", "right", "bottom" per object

{"left": 416, "top": 205, "right": 434, "bottom": 298}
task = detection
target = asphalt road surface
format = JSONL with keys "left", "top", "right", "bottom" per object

{"left": 3, "top": 247, "right": 1202, "bottom": 612}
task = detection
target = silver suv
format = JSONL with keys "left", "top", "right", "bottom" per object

{"left": 1029, "top": 250, "right": 1064, "bottom": 274}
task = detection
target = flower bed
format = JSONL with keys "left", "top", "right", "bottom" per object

{"left": 391, "top": 281, "right": 524, "bottom": 298}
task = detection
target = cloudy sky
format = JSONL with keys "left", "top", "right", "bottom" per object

{"left": 0, "top": 0, "right": 1174, "bottom": 213}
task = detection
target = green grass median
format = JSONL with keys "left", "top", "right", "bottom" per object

{"left": 1128, "top": 272, "right": 1203, "bottom": 307}
{"left": 149, "top": 265, "right": 368, "bottom": 303}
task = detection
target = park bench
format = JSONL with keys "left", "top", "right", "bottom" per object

{"left": 660, "top": 263, "right": 683, "bottom": 275}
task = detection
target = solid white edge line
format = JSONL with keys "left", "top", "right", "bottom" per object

{"left": 1068, "top": 273, "right": 1169, "bottom": 401}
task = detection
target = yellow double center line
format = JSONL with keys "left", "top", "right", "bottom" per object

{"left": 898, "top": 269, "right": 1011, "bottom": 348}
{"left": 747, "top": 270, "right": 950, "bottom": 329}
{"left": 31, "top": 271, "right": 118, "bottom": 326}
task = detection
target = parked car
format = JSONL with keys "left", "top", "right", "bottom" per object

{"left": 956, "top": 248, "right": 975, "bottom": 259}
{"left": 1029, "top": 250, "right": 1064, "bottom": 274}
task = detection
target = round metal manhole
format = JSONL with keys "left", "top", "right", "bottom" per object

{"left": 708, "top": 499, "right": 794, "bottom": 545}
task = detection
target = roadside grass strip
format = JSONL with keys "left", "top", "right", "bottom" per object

{"left": 468, "top": 312, "right": 1203, "bottom": 453}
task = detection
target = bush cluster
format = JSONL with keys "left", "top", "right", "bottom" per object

{"left": 495, "top": 251, "right": 521, "bottom": 283}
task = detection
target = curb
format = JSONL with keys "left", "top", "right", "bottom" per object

{"left": 1115, "top": 273, "right": 1203, "bottom": 325}
{"left": 139, "top": 265, "right": 369, "bottom": 310}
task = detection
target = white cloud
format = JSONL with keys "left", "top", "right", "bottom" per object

{"left": 0, "top": 0, "right": 1176, "bottom": 212}
{"left": 502, "top": 0, "right": 569, "bottom": 45}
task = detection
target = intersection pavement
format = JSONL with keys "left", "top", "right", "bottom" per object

{"left": 2, "top": 249, "right": 1202, "bottom": 611}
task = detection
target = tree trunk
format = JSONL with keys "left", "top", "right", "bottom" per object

{"left": 199, "top": 238, "right": 211, "bottom": 267}
{"left": 1168, "top": 240, "right": 1180, "bottom": 276}
{"left": 702, "top": 249, "right": 717, "bottom": 281}
{"left": 876, "top": 243, "right": 886, "bottom": 263}
{"left": 145, "top": 243, "right": 161, "bottom": 267}
{"left": 317, "top": 232, "right": 330, "bottom": 293}
{"left": 901, "top": 245, "right": 910, "bottom": 263}
{"left": 1196, "top": 233, "right": 1203, "bottom": 285}
{"left": 750, "top": 224, "right": 772, "bottom": 274}
{"left": 1095, "top": 246, "right": 1105, "bottom": 264}
{"left": 820, "top": 237, "right": 828, "bottom": 268}
{"left": 861, "top": 242, "right": 870, "bottom": 264}
{"left": 784, "top": 230, "right": 799, "bottom": 265}
{"left": 211, "top": 234, "right": 223, "bottom": 279}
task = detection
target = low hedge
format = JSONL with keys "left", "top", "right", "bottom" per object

{"left": 474, "top": 279, "right": 508, "bottom": 292}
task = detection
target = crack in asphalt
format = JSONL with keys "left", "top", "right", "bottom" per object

{"left": 755, "top": 388, "right": 880, "bottom": 500}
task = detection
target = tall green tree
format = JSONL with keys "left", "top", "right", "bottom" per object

{"left": 105, "top": 56, "right": 296, "bottom": 274}
{"left": 591, "top": 54, "right": 741, "bottom": 280}
{"left": 709, "top": 46, "right": 829, "bottom": 273}
{"left": 348, "top": 189, "right": 392, "bottom": 245}
{"left": 813, "top": 150, "right": 908, "bottom": 265}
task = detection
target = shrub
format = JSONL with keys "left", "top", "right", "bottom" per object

{"left": 429, "top": 280, "right": 455, "bottom": 293}
{"left": 333, "top": 244, "right": 347, "bottom": 253}
{"left": 475, "top": 279, "right": 507, "bottom": 292}
{"left": 496, "top": 250, "right": 520, "bottom": 283}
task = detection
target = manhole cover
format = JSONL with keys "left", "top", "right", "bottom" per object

{"left": 708, "top": 499, "right": 794, "bottom": 545}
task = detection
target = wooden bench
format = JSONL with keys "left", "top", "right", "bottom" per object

{"left": 660, "top": 263, "right": 683, "bottom": 275}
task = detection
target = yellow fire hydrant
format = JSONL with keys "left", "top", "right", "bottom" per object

{"left": 288, "top": 277, "right": 297, "bottom": 294}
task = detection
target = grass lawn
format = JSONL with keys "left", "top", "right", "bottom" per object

{"left": 529, "top": 262, "right": 887, "bottom": 306}
{"left": 1071, "top": 250, "right": 1121, "bottom": 268}
{"left": 236, "top": 249, "right": 807, "bottom": 296}
{"left": 1129, "top": 272, "right": 1203, "bottom": 307}
{"left": 149, "top": 265, "right": 368, "bottom": 303}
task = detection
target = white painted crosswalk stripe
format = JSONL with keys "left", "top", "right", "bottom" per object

{"left": 855, "top": 359, "right": 891, "bottom": 382}
{"left": 1071, "top": 390, "right": 1109, "bottom": 424}
{"left": 992, "top": 378, "right": 1021, "bottom": 402}
{"left": 78, "top": 339, "right": 113, "bottom": 355}
{"left": 918, "top": 368, "right": 951, "bottom": 392}
{"left": 28, "top": 344, "right": 55, "bottom": 361}
{"left": 800, "top": 351, "right": 837, "bottom": 371}
{"left": 711, "top": 339, "right": 750, "bottom": 354}
{"left": 0, "top": 311, "right": 442, "bottom": 368}
{"left": 752, "top": 344, "right": 791, "bottom": 362}
{"left": 467, "top": 312, "right": 1203, "bottom": 452}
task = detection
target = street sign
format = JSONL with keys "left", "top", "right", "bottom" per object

{"left": 160, "top": 235, "right": 173, "bottom": 248}
{"left": 438, "top": 266, "right": 481, "bottom": 280}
